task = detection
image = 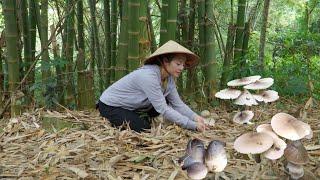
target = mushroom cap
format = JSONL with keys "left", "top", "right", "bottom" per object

{"left": 244, "top": 78, "right": 274, "bottom": 90}
{"left": 234, "top": 90, "right": 258, "bottom": 106}
{"left": 179, "top": 155, "right": 197, "bottom": 170}
{"left": 234, "top": 132, "right": 274, "bottom": 154}
{"left": 284, "top": 140, "right": 309, "bottom": 165}
{"left": 186, "top": 139, "right": 205, "bottom": 155}
{"left": 253, "top": 90, "right": 279, "bottom": 103}
{"left": 271, "top": 113, "right": 311, "bottom": 140}
{"left": 187, "top": 162, "right": 208, "bottom": 180}
{"left": 233, "top": 110, "right": 254, "bottom": 124}
{"left": 204, "top": 118, "right": 215, "bottom": 127}
{"left": 227, "top": 75, "right": 261, "bottom": 87}
{"left": 205, "top": 140, "right": 227, "bottom": 172}
{"left": 263, "top": 137, "right": 287, "bottom": 160}
{"left": 215, "top": 88, "right": 242, "bottom": 100}
{"left": 200, "top": 110, "right": 211, "bottom": 118}
{"left": 256, "top": 124, "right": 279, "bottom": 139}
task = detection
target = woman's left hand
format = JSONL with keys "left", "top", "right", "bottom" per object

{"left": 194, "top": 115, "right": 207, "bottom": 131}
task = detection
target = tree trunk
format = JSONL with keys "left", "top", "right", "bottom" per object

{"left": 116, "top": 0, "right": 128, "bottom": 79}
{"left": 160, "top": 0, "right": 168, "bottom": 45}
{"left": 103, "top": 0, "right": 111, "bottom": 84}
{"left": 233, "top": 0, "right": 246, "bottom": 78}
{"left": 3, "top": 0, "right": 21, "bottom": 116}
{"left": 0, "top": 42, "right": 3, "bottom": 107}
{"left": 204, "top": 0, "right": 217, "bottom": 100}
{"left": 110, "top": 0, "right": 118, "bottom": 83}
{"left": 258, "top": 0, "right": 271, "bottom": 72}
{"left": 65, "top": 0, "right": 76, "bottom": 107}
{"left": 128, "top": 0, "right": 140, "bottom": 71}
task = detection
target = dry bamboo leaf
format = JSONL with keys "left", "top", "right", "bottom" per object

{"left": 66, "top": 166, "right": 88, "bottom": 178}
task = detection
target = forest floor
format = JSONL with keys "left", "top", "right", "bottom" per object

{"left": 0, "top": 98, "right": 319, "bottom": 179}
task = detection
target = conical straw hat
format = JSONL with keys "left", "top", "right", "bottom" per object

{"left": 144, "top": 40, "right": 200, "bottom": 68}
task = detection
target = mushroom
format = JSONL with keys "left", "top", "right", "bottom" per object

{"left": 205, "top": 140, "right": 227, "bottom": 172}
{"left": 180, "top": 139, "right": 206, "bottom": 170}
{"left": 234, "top": 90, "right": 258, "bottom": 106}
{"left": 244, "top": 77, "right": 274, "bottom": 90}
{"left": 227, "top": 75, "right": 261, "bottom": 87}
{"left": 186, "top": 162, "right": 208, "bottom": 180}
{"left": 233, "top": 110, "right": 254, "bottom": 125}
{"left": 284, "top": 140, "right": 309, "bottom": 179}
{"left": 256, "top": 124, "right": 287, "bottom": 160}
{"left": 271, "top": 113, "right": 312, "bottom": 141}
{"left": 200, "top": 110, "right": 211, "bottom": 118}
{"left": 215, "top": 88, "right": 242, "bottom": 100}
{"left": 253, "top": 90, "right": 279, "bottom": 103}
{"left": 234, "top": 132, "right": 274, "bottom": 154}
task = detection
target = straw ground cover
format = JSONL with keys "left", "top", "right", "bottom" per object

{"left": 0, "top": 99, "right": 319, "bottom": 179}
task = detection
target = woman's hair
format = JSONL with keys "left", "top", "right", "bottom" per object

{"left": 144, "top": 54, "right": 175, "bottom": 66}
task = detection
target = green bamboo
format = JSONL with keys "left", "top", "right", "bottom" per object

{"left": 88, "top": 0, "right": 104, "bottom": 92}
{"left": 233, "top": 0, "right": 246, "bottom": 77}
{"left": 197, "top": 0, "right": 205, "bottom": 61}
{"left": 128, "top": 0, "right": 140, "bottom": 71}
{"left": 116, "top": 0, "right": 128, "bottom": 80}
{"left": 160, "top": 0, "right": 168, "bottom": 45}
{"left": 220, "top": 23, "right": 236, "bottom": 89}
{"left": 147, "top": 0, "right": 157, "bottom": 52}
{"left": 40, "top": 0, "right": 52, "bottom": 107}
{"left": 139, "top": 0, "right": 150, "bottom": 63}
{"left": 3, "top": 0, "right": 21, "bottom": 116}
{"left": 20, "top": 0, "right": 32, "bottom": 105}
{"left": 110, "top": 0, "right": 118, "bottom": 83}
{"left": 258, "top": 0, "right": 271, "bottom": 72}
{"left": 204, "top": 0, "right": 217, "bottom": 99}
{"left": 28, "top": 0, "right": 37, "bottom": 104}
{"left": 241, "top": 22, "right": 250, "bottom": 71}
{"left": 167, "top": 0, "right": 178, "bottom": 41}
{"left": 65, "top": 0, "right": 76, "bottom": 107}
{"left": 103, "top": 0, "right": 111, "bottom": 84}
{"left": 76, "top": 0, "right": 87, "bottom": 109}
{"left": 0, "top": 46, "right": 3, "bottom": 107}
{"left": 186, "top": 0, "right": 198, "bottom": 96}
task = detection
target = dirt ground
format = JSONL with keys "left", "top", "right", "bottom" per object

{"left": 0, "top": 98, "right": 319, "bottom": 179}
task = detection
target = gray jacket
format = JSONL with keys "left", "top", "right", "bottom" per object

{"left": 99, "top": 65, "right": 197, "bottom": 130}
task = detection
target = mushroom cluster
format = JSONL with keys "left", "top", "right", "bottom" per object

{"left": 233, "top": 112, "right": 313, "bottom": 179}
{"left": 179, "top": 138, "right": 227, "bottom": 179}
{"left": 215, "top": 75, "right": 279, "bottom": 125}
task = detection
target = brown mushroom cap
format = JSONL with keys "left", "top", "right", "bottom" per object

{"left": 244, "top": 78, "right": 274, "bottom": 90}
{"left": 271, "top": 113, "right": 311, "bottom": 140}
{"left": 233, "top": 110, "right": 254, "bottom": 124}
{"left": 187, "top": 162, "right": 208, "bottom": 180}
{"left": 234, "top": 90, "right": 258, "bottom": 106}
{"left": 215, "top": 88, "right": 242, "bottom": 100}
{"left": 284, "top": 140, "right": 309, "bottom": 165}
{"left": 227, "top": 75, "right": 261, "bottom": 87}
{"left": 253, "top": 90, "right": 279, "bottom": 103}
{"left": 234, "top": 132, "right": 274, "bottom": 154}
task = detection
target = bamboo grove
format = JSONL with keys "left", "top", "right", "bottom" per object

{"left": 1, "top": 0, "right": 320, "bottom": 118}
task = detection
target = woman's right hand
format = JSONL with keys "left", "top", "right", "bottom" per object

{"left": 196, "top": 120, "right": 206, "bottom": 132}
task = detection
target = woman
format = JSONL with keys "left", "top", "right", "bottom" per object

{"left": 98, "top": 40, "right": 206, "bottom": 132}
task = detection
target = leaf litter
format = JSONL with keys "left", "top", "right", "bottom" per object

{"left": 0, "top": 99, "right": 319, "bottom": 179}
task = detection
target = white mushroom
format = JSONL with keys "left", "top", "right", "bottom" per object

{"left": 186, "top": 162, "right": 208, "bottom": 180}
{"left": 271, "top": 113, "right": 312, "bottom": 140}
{"left": 234, "top": 132, "right": 274, "bottom": 154}
{"left": 253, "top": 90, "right": 279, "bottom": 103}
{"left": 233, "top": 110, "right": 254, "bottom": 125}
{"left": 244, "top": 78, "right": 274, "bottom": 90}
{"left": 234, "top": 90, "right": 258, "bottom": 106}
{"left": 205, "top": 140, "right": 227, "bottom": 172}
{"left": 227, "top": 75, "right": 261, "bottom": 87}
{"left": 215, "top": 88, "right": 242, "bottom": 100}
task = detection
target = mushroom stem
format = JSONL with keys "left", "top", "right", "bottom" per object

{"left": 285, "top": 161, "right": 304, "bottom": 180}
{"left": 252, "top": 154, "right": 261, "bottom": 163}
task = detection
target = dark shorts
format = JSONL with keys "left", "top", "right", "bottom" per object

{"left": 97, "top": 100, "right": 160, "bottom": 132}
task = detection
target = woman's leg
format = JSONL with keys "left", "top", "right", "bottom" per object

{"left": 98, "top": 101, "right": 151, "bottom": 132}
